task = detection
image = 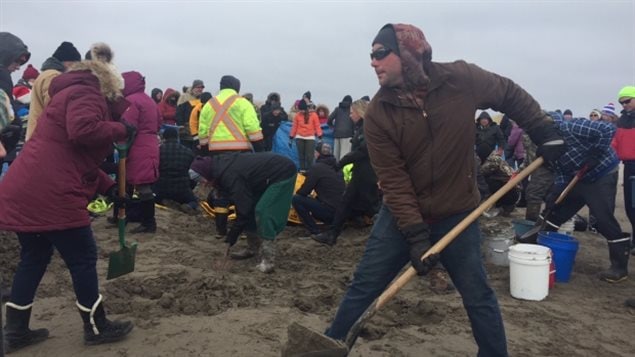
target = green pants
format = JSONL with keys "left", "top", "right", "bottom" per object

{"left": 256, "top": 174, "right": 297, "bottom": 240}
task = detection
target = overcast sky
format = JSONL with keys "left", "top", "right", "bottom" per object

{"left": 2, "top": 0, "right": 634, "bottom": 117}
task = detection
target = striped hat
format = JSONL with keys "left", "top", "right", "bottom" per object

{"left": 602, "top": 102, "right": 616, "bottom": 116}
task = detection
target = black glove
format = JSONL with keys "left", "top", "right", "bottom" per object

{"left": 401, "top": 222, "right": 439, "bottom": 275}
{"left": 225, "top": 226, "right": 241, "bottom": 247}
{"left": 122, "top": 122, "right": 137, "bottom": 143}
{"left": 529, "top": 118, "right": 566, "bottom": 163}
{"left": 584, "top": 148, "right": 603, "bottom": 169}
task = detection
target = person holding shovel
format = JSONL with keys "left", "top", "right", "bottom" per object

{"left": 190, "top": 152, "right": 296, "bottom": 273}
{"left": 0, "top": 59, "right": 135, "bottom": 353}
{"left": 320, "top": 23, "right": 565, "bottom": 356}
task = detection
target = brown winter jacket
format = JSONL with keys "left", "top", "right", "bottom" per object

{"left": 365, "top": 60, "right": 553, "bottom": 229}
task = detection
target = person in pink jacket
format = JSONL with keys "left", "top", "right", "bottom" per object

{"left": 0, "top": 60, "right": 134, "bottom": 352}
{"left": 120, "top": 71, "right": 161, "bottom": 233}
{"left": 290, "top": 100, "right": 323, "bottom": 172}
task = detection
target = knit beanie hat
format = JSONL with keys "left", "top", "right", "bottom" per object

{"left": 563, "top": 109, "right": 573, "bottom": 116}
{"left": 200, "top": 92, "right": 212, "bottom": 104}
{"left": 303, "top": 91, "right": 311, "bottom": 100}
{"left": 52, "top": 41, "right": 81, "bottom": 62}
{"left": 602, "top": 103, "right": 616, "bottom": 116}
{"left": 372, "top": 24, "right": 400, "bottom": 56}
{"left": 22, "top": 64, "right": 39, "bottom": 80}
{"left": 618, "top": 86, "right": 635, "bottom": 100}
{"left": 220, "top": 75, "right": 240, "bottom": 92}
{"left": 590, "top": 109, "right": 602, "bottom": 118}
{"left": 315, "top": 142, "right": 332, "bottom": 156}
{"left": 342, "top": 95, "right": 353, "bottom": 104}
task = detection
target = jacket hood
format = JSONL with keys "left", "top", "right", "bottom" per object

{"left": 0, "top": 32, "right": 30, "bottom": 68}
{"left": 316, "top": 104, "right": 330, "bottom": 117}
{"left": 161, "top": 88, "right": 179, "bottom": 105}
{"left": 266, "top": 92, "right": 281, "bottom": 103}
{"left": 380, "top": 24, "right": 432, "bottom": 105}
{"left": 41, "top": 56, "right": 65, "bottom": 72}
{"left": 316, "top": 154, "right": 337, "bottom": 169}
{"left": 52, "top": 60, "right": 123, "bottom": 100}
{"left": 122, "top": 71, "right": 146, "bottom": 96}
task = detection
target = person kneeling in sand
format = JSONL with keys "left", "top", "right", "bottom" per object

{"left": 190, "top": 152, "right": 296, "bottom": 273}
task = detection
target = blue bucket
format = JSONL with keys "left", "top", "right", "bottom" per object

{"left": 512, "top": 219, "right": 536, "bottom": 237}
{"left": 537, "top": 232, "right": 579, "bottom": 282}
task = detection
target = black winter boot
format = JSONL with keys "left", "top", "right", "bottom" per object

{"left": 311, "top": 230, "right": 338, "bottom": 247}
{"left": 599, "top": 234, "right": 630, "bottom": 283}
{"left": 76, "top": 295, "right": 133, "bottom": 345}
{"left": 3, "top": 302, "right": 49, "bottom": 353}
{"left": 130, "top": 199, "right": 156, "bottom": 234}
{"left": 524, "top": 203, "right": 541, "bottom": 222}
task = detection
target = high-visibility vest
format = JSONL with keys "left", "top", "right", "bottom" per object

{"left": 199, "top": 91, "right": 263, "bottom": 152}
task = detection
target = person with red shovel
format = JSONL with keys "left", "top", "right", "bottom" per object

{"left": 533, "top": 111, "right": 628, "bottom": 283}
{"left": 320, "top": 23, "right": 566, "bottom": 357}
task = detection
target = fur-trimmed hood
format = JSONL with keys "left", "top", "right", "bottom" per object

{"left": 57, "top": 60, "right": 123, "bottom": 100}
{"left": 86, "top": 42, "right": 114, "bottom": 63}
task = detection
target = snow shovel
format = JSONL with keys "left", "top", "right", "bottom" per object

{"left": 517, "top": 164, "right": 588, "bottom": 244}
{"left": 107, "top": 142, "right": 137, "bottom": 280}
{"left": 281, "top": 158, "right": 545, "bottom": 357}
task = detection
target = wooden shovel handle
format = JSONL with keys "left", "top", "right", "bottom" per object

{"left": 554, "top": 164, "right": 588, "bottom": 205}
{"left": 374, "top": 157, "right": 544, "bottom": 309}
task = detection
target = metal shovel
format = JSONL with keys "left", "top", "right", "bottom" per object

{"left": 281, "top": 158, "right": 545, "bottom": 357}
{"left": 107, "top": 143, "right": 137, "bottom": 280}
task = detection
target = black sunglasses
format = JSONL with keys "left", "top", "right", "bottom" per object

{"left": 620, "top": 98, "right": 632, "bottom": 105}
{"left": 370, "top": 48, "right": 392, "bottom": 61}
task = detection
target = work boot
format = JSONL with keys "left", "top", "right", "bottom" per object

{"left": 76, "top": 295, "right": 133, "bottom": 345}
{"left": 130, "top": 199, "right": 156, "bottom": 234}
{"left": 524, "top": 203, "right": 541, "bottom": 222}
{"left": 257, "top": 240, "right": 275, "bottom": 273}
{"left": 230, "top": 233, "right": 261, "bottom": 260}
{"left": 311, "top": 230, "right": 338, "bottom": 246}
{"left": 599, "top": 234, "right": 630, "bottom": 283}
{"left": 3, "top": 302, "right": 49, "bottom": 353}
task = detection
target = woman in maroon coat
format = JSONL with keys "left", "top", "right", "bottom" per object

{"left": 121, "top": 71, "right": 161, "bottom": 233}
{"left": 0, "top": 60, "right": 134, "bottom": 352}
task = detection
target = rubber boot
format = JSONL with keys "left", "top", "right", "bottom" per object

{"left": 524, "top": 202, "right": 541, "bottom": 222}
{"left": 76, "top": 295, "right": 133, "bottom": 345}
{"left": 3, "top": 302, "right": 49, "bottom": 353}
{"left": 599, "top": 234, "right": 630, "bottom": 283}
{"left": 230, "top": 233, "right": 261, "bottom": 260}
{"left": 257, "top": 240, "right": 275, "bottom": 273}
{"left": 130, "top": 199, "right": 156, "bottom": 234}
{"left": 311, "top": 229, "right": 338, "bottom": 247}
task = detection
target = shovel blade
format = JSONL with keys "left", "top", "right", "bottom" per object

{"left": 281, "top": 322, "right": 348, "bottom": 357}
{"left": 106, "top": 243, "right": 137, "bottom": 280}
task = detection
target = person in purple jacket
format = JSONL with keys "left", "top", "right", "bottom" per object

{"left": 0, "top": 59, "right": 134, "bottom": 353}
{"left": 120, "top": 71, "right": 162, "bottom": 234}
{"left": 505, "top": 118, "right": 525, "bottom": 168}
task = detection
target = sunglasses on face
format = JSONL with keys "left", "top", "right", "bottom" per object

{"left": 620, "top": 98, "right": 632, "bottom": 105}
{"left": 590, "top": 113, "right": 599, "bottom": 117}
{"left": 370, "top": 48, "right": 392, "bottom": 61}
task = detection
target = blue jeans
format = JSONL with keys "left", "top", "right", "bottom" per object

{"left": 326, "top": 205, "right": 508, "bottom": 357}
{"left": 10, "top": 226, "right": 99, "bottom": 308}
{"left": 292, "top": 195, "right": 335, "bottom": 234}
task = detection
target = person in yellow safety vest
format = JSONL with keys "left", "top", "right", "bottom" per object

{"left": 198, "top": 75, "right": 265, "bottom": 154}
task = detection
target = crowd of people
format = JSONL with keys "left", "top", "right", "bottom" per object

{"left": 0, "top": 24, "right": 634, "bottom": 356}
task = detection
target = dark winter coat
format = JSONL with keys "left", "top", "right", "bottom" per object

{"left": 297, "top": 155, "right": 345, "bottom": 209}
{"left": 121, "top": 71, "right": 161, "bottom": 185}
{"left": 339, "top": 119, "right": 379, "bottom": 209}
{"left": 0, "top": 61, "right": 128, "bottom": 232}
{"left": 261, "top": 109, "right": 288, "bottom": 137}
{"left": 154, "top": 139, "right": 195, "bottom": 198}
{"left": 328, "top": 102, "right": 354, "bottom": 138}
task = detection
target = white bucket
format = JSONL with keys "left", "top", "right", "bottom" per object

{"left": 487, "top": 237, "right": 513, "bottom": 266}
{"left": 508, "top": 244, "right": 552, "bottom": 301}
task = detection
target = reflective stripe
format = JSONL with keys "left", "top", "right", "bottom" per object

{"left": 208, "top": 95, "right": 242, "bottom": 141}
{"left": 209, "top": 140, "right": 253, "bottom": 151}
{"left": 5, "top": 302, "right": 33, "bottom": 310}
{"left": 608, "top": 237, "right": 631, "bottom": 244}
{"left": 247, "top": 130, "right": 264, "bottom": 141}
{"left": 76, "top": 294, "right": 103, "bottom": 335}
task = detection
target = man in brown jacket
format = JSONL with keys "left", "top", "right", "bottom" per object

{"left": 322, "top": 24, "right": 565, "bottom": 357}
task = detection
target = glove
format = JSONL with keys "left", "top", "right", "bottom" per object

{"left": 225, "top": 226, "right": 241, "bottom": 247}
{"left": 401, "top": 223, "right": 440, "bottom": 275}
{"left": 529, "top": 118, "right": 566, "bottom": 163}
{"left": 584, "top": 148, "right": 603, "bottom": 169}
{"left": 122, "top": 122, "right": 137, "bottom": 143}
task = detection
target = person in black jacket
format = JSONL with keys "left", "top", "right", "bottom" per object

{"left": 153, "top": 127, "right": 198, "bottom": 213}
{"left": 190, "top": 152, "right": 296, "bottom": 273}
{"left": 475, "top": 111, "right": 506, "bottom": 163}
{"left": 292, "top": 142, "right": 345, "bottom": 237}
{"left": 313, "top": 99, "right": 380, "bottom": 246}
{"left": 261, "top": 102, "right": 288, "bottom": 151}
{"left": 328, "top": 95, "right": 354, "bottom": 159}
